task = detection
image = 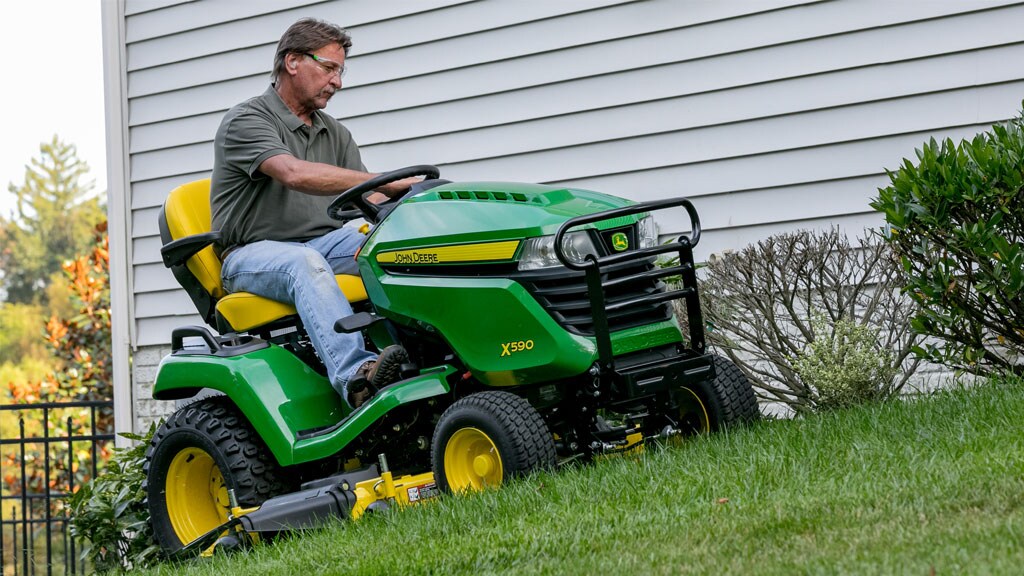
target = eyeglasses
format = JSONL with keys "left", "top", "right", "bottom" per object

{"left": 303, "top": 52, "right": 346, "bottom": 79}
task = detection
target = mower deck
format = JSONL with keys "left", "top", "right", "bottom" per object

{"left": 181, "top": 430, "right": 654, "bottom": 557}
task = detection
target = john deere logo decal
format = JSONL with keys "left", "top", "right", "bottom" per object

{"left": 611, "top": 232, "right": 629, "bottom": 252}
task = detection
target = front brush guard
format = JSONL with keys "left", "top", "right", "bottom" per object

{"left": 554, "top": 197, "right": 709, "bottom": 393}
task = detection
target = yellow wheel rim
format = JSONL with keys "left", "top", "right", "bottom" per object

{"left": 676, "top": 387, "right": 710, "bottom": 435}
{"left": 444, "top": 427, "right": 504, "bottom": 492}
{"left": 165, "top": 447, "right": 231, "bottom": 545}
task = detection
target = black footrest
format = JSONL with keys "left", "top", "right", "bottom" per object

{"left": 335, "top": 311, "right": 382, "bottom": 333}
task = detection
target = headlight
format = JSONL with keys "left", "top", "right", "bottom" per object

{"left": 638, "top": 215, "right": 658, "bottom": 249}
{"left": 518, "top": 231, "right": 599, "bottom": 270}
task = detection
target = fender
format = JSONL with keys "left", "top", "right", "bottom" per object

{"left": 153, "top": 344, "right": 453, "bottom": 466}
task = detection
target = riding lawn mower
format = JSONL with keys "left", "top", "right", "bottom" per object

{"left": 149, "top": 165, "right": 759, "bottom": 555}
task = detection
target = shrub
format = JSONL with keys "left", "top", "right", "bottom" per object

{"left": 792, "top": 315, "right": 896, "bottom": 410}
{"left": 691, "top": 228, "right": 922, "bottom": 414}
{"left": 871, "top": 108, "right": 1024, "bottom": 376}
{"left": 69, "top": 425, "right": 160, "bottom": 572}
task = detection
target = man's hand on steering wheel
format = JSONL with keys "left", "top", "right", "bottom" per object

{"left": 327, "top": 165, "right": 440, "bottom": 223}
{"left": 378, "top": 176, "right": 424, "bottom": 197}
{"left": 365, "top": 176, "right": 423, "bottom": 205}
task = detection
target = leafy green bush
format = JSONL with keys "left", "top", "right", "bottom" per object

{"left": 70, "top": 424, "right": 160, "bottom": 572}
{"left": 792, "top": 315, "right": 897, "bottom": 410}
{"left": 872, "top": 107, "right": 1024, "bottom": 376}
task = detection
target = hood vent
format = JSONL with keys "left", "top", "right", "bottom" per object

{"left": 437, "top": 190, "right": 533, "bottom": 203}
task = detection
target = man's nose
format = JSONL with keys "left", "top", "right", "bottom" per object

{"left": 329, "top": 74, "right": 342, "bottom": 89}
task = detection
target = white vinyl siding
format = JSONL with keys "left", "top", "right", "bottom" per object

{"left": 117, "top": 0, "right": 1024, "bottom": 347}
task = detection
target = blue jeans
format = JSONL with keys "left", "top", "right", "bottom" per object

{"left": 221, "top": 227, "right": 376, "bottom": 403}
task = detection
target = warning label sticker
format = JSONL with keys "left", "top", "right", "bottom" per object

{"left": 407, "top": 482, "right": 439, "bottom": 503}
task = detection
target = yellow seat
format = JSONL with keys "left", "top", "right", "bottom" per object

{"left": 158, "top": 179, "right": 367, "bottom": 333}
{"left": 217, "top": 277, "right": 367, "bottom": 332}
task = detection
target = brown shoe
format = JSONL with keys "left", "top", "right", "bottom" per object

{"left": 347, "top": 362, "right": 374, "bottom": 408}
{"left": 367, "top": 345, "right": 410, "bottom": 388}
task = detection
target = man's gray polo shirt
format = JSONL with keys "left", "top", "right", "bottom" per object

{"left": 211, "top": 85, "right": 366, "bottom": 250}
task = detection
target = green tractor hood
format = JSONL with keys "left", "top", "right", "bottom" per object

{"left": 365, "top": 181, "right": 640, "bottom": 250}
{"left": 356, "top": 182, "right": 683, "bottom": 388}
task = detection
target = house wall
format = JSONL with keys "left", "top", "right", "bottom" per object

{"left": 108, "top": 0, "right": 1024, "bottom": 432}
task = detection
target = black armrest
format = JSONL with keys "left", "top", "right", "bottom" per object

{"left": 161, "top": 231, "right": 222, "bottom": 268}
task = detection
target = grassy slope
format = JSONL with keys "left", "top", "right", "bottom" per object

{"left": 146, "top": 381, "right": 1024, "bottom": 576}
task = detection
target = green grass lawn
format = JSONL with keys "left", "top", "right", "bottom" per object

{"left": 143, "top": 380, "right": 1024, "bottom": 575}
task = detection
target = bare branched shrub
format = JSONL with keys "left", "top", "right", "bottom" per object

{"left": 682, "top": 228, "right": 923, "bottom": 415}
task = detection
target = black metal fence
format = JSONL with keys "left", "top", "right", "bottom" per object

{"left": 0, "top": 401, "right": 114, "bottom": 576}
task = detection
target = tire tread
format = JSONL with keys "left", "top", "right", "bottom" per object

{"left": 709, "top": 355, "right": 760, "bottom": 426}
{"left": 144, "top": 397, "right": 288, "bottom": 552}
{"left": 432, "top": 391, "right": 555, "bottom": 491}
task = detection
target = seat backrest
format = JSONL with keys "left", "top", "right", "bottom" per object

{"left": 158, "top": 179, "right": 224, "bottom": 326}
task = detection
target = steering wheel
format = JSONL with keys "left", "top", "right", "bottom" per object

{"left": 327, "top": 165, "right": 441, "bottom": 223}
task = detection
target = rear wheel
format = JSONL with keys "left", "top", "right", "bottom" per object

{"left": 674, "top": 355, "right": 759, "bottom": 433}
{"left": 144, "top": 398, "right": 289, "bottom": 554}
{"left": 431, "top": 391, "right": 556, "bottom": 493}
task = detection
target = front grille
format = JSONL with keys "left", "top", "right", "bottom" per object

{"left": 520, "top": 260, "right": 673, "bottom": 336}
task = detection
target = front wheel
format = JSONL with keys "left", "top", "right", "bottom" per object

{"left": 431, "top": 391, "right": 556, "bottom": 493}
{"left": 673, "top": 355, "right": 760, "bottom": 434}
{"left": 144, "top": 398, "right": 289, "bottom": 554}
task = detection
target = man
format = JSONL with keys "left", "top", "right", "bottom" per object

{"left": 210, "top": 18, "right": 414, "bottom": 408}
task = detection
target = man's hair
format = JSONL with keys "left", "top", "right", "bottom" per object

{"left": 272, "top": 18, "right": 352, "bottom": 84}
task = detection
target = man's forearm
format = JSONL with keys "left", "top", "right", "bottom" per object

{"left": 260, "top": 154, "right": 372, "bottom": 195}
{"left": 259, "top": 154, "right": 415, "bottom": 197}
